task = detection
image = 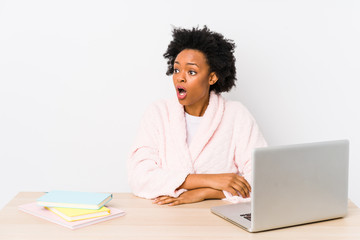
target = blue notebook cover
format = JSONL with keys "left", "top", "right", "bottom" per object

{"left": 37, "top": 191, "right": 113, "bottom": 209}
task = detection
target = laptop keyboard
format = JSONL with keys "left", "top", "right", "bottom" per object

{"left": 240, "top": 213, "right": 251, "bottom": 221}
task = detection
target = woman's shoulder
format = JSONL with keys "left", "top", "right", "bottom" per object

{"left": 224, "top": 98, "right": 247, "bottom": 110}
{"left": 145, "top": 98, "right": 178, "bottom": 111}
{"left": 142, "top": 97, "right": 181, "bottom": 119}
{"left": 222, "top": 98, "right": 263, "bottom": 138}
{"left": 223, "top": 98, "right": 255, "bottom": 120}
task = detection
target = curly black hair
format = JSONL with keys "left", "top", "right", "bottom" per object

{"left": 163, "top": 26, "right": 237, "bottom": 94}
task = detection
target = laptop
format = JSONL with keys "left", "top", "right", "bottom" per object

{"left": 211, "top": 139, "right": 349, "bottom": 232}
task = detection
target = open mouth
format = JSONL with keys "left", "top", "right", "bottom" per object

{"left": 177, "top": 86, "right": 187, "bottom": 99}
{"left": 178, "top": 87, "right": 186, "bottom": 95}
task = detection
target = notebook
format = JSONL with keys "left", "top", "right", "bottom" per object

{"left": 211, "top": 140, "right": 349, "bottom": 232}
{"left": 46, "top": 206, "right": 110, "bottom": 222}
{"left": 37, "top": 190, "right": 112, "bottom": 209}
{"left": 19, "top": 202, "right": 125, "bottom": 230}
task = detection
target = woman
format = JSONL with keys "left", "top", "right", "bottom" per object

{"left": 128, "top": 26, "right": 267, "bottom": 206}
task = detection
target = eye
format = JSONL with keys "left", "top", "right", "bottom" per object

{"left": 189, "top": 70, "right": 197, "bottom": 76}
{"left": 173, "top": 68, "right": 180, "bottom": 74}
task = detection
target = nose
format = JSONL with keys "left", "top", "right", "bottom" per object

{"left": 175, "top": 71, "right": 186, "bottom": 83}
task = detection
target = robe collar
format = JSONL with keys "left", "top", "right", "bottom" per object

{"left": 169, "top": 91, "right": 225, "bottom": 172}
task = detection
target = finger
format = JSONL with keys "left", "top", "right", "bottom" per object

{"left": 225, "top": 187, "right": 240, "bottom": 197}
{"left": 234, "top": 178, "right": 251, "bottom": 196}
{"left": 153, "top": 196, "right": 169, "bottom": 203}
{"left": 235, "top": 176, "right": 251, "bottom": 193}
{"left": 232, "top": 183, "right": 249, "bottom": 198}
{"left": 239, "top": 177, "right": 252, "bottom": 192}
{"left": 168, "top": 200, "right": 182, "bottom": 206}
{"left": 157, "top": 197, "right": 177, "bottom": 205}
{"left": 155, "top": 196, "right": 173, "bottom": 201}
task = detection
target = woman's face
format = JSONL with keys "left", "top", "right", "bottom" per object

{"left": 173, "top": 49, "right": 217, "bottom": 116}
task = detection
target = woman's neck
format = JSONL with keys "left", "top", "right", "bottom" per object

{"left": 184, "top": 94, "right": 210, "bottom": 117}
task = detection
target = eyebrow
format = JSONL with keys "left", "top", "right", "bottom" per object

{"left": 174, "top": 61, "right": 199, "bottom": 68}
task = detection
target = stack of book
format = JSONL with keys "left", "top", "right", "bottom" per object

{"left": 18, "top": 190, "right": 125, "bottom": 229}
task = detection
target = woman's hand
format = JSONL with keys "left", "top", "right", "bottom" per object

{"left": 208, "top": 173, "right": 251, "bottom": 198}
{"left": 178, "top": 173, "right": 252, "bottom": 198}
{"left": 153, "top": 188, "right": 225, "bottom": 206}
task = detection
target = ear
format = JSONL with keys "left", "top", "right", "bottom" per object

{"left": 209, "top": 72, "right": 218, "bottom": 86}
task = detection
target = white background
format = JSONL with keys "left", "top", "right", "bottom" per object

{"left": 1, "top": 0, "right": 359, "bottom": 209}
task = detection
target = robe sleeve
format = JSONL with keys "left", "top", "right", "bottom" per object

{"left": 127, "top": 103, "right": 189, "bottom": 199}
{"left": 223, "top": 109, "right": 267, "bottom": 203}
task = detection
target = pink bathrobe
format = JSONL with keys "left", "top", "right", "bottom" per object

{"left": 128, "top": 92, "right": 267, "bottom": 202}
